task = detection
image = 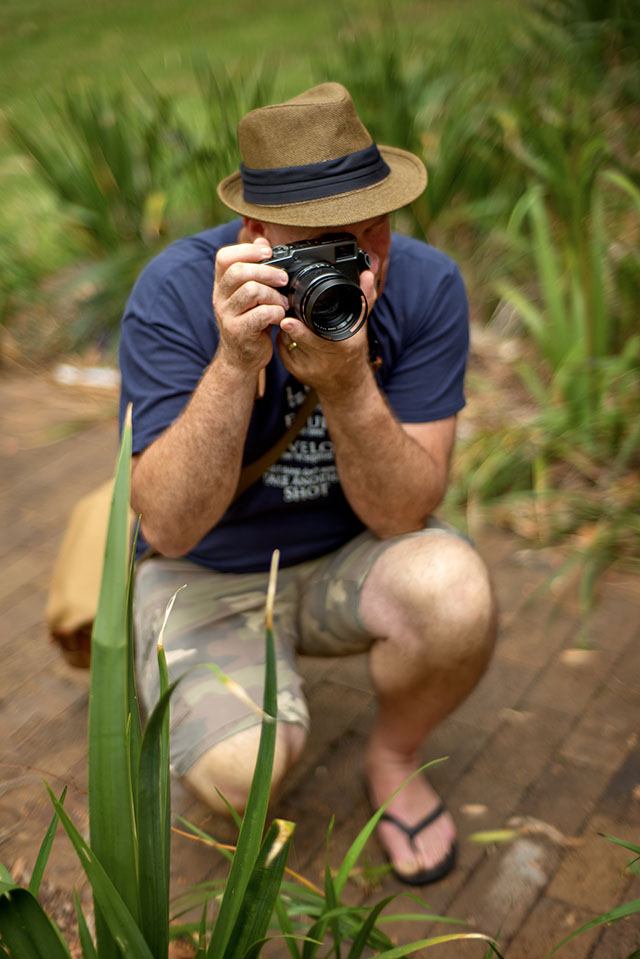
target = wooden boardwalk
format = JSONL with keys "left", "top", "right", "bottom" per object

{"left": 1, "top": 369, "right": 639, "bottom": 957}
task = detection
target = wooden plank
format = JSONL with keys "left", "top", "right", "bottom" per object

{"left": 560, "top": 627, "right": 640, "bottom": 772}
{"left": 515, "top": 756, "right": 609, "bottom": 838}
{"left": 522, "top": 645, "right": 618, "bottom": 718}
{"left": 450, "top": 655, "right": 539, "bottom": 735}
{"left": 463, "top": 706, "right": 573, "bottom": 792}
{"left": 495, "top": 600, "right": 580, "bottom": 670}
{"left": 507, "top": 897, "right": 601, "bottom": 959}
{"left": 547, "top": 813, "right": 639, "bottom": 913}
{"left": 588, "top": 892, "right": 640, "bottom": 958}
{"left": 596, "top": 743, "right": 640, "bottom": 825}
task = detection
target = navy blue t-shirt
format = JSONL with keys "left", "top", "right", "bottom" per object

{"left": 119, "top": 219, "right": 469, "bottom": 572}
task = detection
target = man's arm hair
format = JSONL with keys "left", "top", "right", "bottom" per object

{"left": 319, "top": 370, "right": 456, "bottom": 538}
{"left": 130, "top": 352, "right": 256, "bottom": 557}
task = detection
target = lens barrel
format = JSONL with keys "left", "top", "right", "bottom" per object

{"left": 289, "top": 263, "right": 366, "bottom": 341}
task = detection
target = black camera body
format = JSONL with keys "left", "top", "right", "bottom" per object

{"left": 266, "top": 233, "right": 371, "bottom": 341}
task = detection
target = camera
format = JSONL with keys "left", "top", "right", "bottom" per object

{"left": 266, "top": 233, "right": 371, "bottom": 341}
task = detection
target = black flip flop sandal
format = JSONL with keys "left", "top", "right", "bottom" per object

{"left": 377, "top": 801, "right": 457, "bottom": 886}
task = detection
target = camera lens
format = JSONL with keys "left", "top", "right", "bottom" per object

{"left": 313, "top": 287, "right": 343, "bottom": 322}
{"left": 289, "top": 263, "right": 366, "bottom": 341}
{"left": 305, "top": 280, "right": 364, "bottom": 339}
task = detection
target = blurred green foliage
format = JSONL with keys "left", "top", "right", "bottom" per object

{"left": 0, "top": 0, "right": 638, "bottom": 611}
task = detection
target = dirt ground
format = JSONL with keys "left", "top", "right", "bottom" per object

{"left": 1, "top": 345, "right": 639, "bottom": 957}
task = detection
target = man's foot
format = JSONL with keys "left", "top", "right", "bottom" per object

{"left": 365, "top": 757, "right": 457, "bottom": 885}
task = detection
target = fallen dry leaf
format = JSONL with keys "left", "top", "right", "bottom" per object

{"left": 461, "top": 804, "right": 489, "bottom": 817}
{"left": 499, "top": 707, "right": 533, "bottom": 724}
{"left": 559, "top": 648, "right": 598, "bottom": 666}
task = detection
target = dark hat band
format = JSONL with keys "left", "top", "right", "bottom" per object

{"left": 240, "top": 142, "right": 391, "bottom": 206}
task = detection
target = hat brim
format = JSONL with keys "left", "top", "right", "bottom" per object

{"left": 216, "top": 146, "right": 427, "bottom": 227}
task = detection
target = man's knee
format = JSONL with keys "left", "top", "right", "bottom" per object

{"left": 362, "top": 532, "right": 498, "bottom": 667}
{"left": 183, "top": 721, "right": 307, "bottom": 814}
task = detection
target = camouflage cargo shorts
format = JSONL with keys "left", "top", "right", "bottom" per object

{"left": 133, "top": 517, "right": 469, "bottom": 776}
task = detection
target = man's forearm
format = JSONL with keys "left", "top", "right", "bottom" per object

{"left": 131, "top": 353, "right": 257, "bottom": 556}
{"left": 320, "top": 373, "right": 449, "bottom": 538}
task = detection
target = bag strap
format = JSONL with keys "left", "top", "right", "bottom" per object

{"left": 233, "top": 387, "right": 319, "bottom": 501}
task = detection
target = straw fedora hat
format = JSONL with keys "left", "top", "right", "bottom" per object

{"left": 217, "top": 82, "right": 427, "bottom": 227}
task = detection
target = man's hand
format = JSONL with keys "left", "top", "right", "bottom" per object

{"left": 275, "top": 268, "right": 378, "bottom": 401}
{"left": 213, "top": 237, "right": 290, "bottom": 374}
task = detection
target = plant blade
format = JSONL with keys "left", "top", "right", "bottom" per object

{"left": 206, "top": 551, "right": 280, "bottom": 959}
{"left": 87, "top": 405, "right": 139, "bottom": 957}
{"left": 46, "top": 786, "right": 155, "bottom": 959}
{"left": 73, "top": 890, "right": 98, "bottom": 959}
{"left": 223, "top": 819, "right": 295, "bottom": 959}
{"left": 136, "top": 678, "right": 182, "bottom": 959}
{"left": 0, "top": 886, "right": 72, "bottom": 959}
{"left": 346, "top": 896, "right": 395, "bottom": 959}
{"left": 28, "top": 787, "right": 67, "bottom": 897}
{"left": 547, "top": 898, "right": 640, "bottom": 956}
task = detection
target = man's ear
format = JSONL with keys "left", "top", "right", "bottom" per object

{"left": 242, "top": 218, "right": 269, "bottom": 241}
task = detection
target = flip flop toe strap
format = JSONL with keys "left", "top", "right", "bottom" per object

{"left": 379, "top": 801, "right": 446, "bottom": 843}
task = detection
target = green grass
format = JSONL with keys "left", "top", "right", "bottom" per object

{"left": 0, "top": 0, "right": 517, "bottom": 111}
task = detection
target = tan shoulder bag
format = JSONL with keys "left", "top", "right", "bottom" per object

{"left": 46, "top": 389, "right": 318, "bottom": 666}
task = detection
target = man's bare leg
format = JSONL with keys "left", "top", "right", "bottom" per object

{"left": 359, "top": 533, "right": 497, "bottom": 881}
{"left": 184, "top": 721, "right": 307, "bottom": 813}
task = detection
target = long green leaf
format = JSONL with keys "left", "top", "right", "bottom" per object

{"left": 599, "top": 834, "right": 640, "bottom": 857}
{"left": 175, "top": 818, "right": 234, "bottom": 863}
{"left": 377, "top": 911, "right": 466, "bottom": 926}
{"left": 206, "top": 552, "right": 280, "bottom": 959}
{"left": 155, "top": 583, "right": 187, "bottom": 899}
{"left": 158, "top": 640, "right": 171, "bottom": 937}
{"left": 515, "top": 358, "right": 551, "bottom": 406}
{"left": 136, "top": 678, "right": 182, "bottom": 959}
{"left": 127, "top": 518, "right": 143, "bottom": 798}
{"left": 301, "top": 905, "right": 390, "bottom": 959}
{"left": 88, "top": 406, "right": 139, "bottom": 958}
{"left": 195, "top": 901, "right": 209, "bottom": 959}
{"left": 375, "top": 932, "right": 505, "bottom": 957}
{"left": 243, "top": 936, "right": 314, "bottom": 959}
{"left": 528, "top": 191, "right": 567, "bottom": 365}
{"left": 323, "top": 819, "right": 342, "bottom": 959}
{"left": 45, "top": 787, "right": 155, "bottom": 959}
{"left": 494, "top": 280, "right": 546, "bottom": 344}
{"left": 0, "top": 887, "right": 71, "bottom": 959}
{"left": 602, "top": 169, "right": 640, "bottom": 212}
{"left": 506, "top": 185, "right": 540, "bottom": 236}
{"left": 223, "top": 819, "right": 294, "bottom": 959}
{"left": 346, "top": 896, "right": 395, "bottom": 959}
{"left": 299, "top": 819, "right": 338, "bottom": 959}
{"left": 73, "top": 890, "right": 98, "bottom": 959}
{"left": 588, "top": 188, "right": 608, "bottom": 357}
{"left": 28, "top": 787, "right": 67, "bottom": 897}
{"left": 170, "top": 879, "right": 227, "bottom": 923}
{"left": 133, "top": 584, "right": 184, "bottom": 959}
{"left": 274, "top": 896, "right": 301, "bottom": 959}
{"left": 547, "top": 898, "right": 640, "bottom": 956}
